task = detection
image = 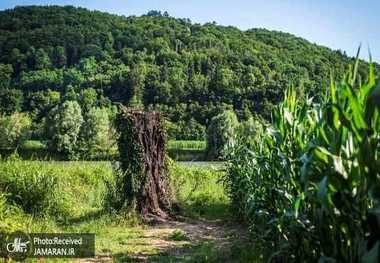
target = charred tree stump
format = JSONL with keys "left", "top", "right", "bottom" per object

{"left": 116, "top": 106, "right": 171, "bottom": 219}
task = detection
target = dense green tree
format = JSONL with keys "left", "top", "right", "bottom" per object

{"left": 25, "top": 89, "right": 60, "bottom": 119}
{"left": 34, "top": 48, "right": 51, "bottom": 70}
{"left": 0, "top": 112, "right": 31, "bottom": 149}
{"left": 237, "top": 116, "right": 262, "bottom": 142}
{"left": 127, "top": 63, "right": 146, "bottom": 107}
{"left": 0, "top": 64, "right": 13, "bottom": 89}
{"left": 103, "top": 32, "right": 114, "bottom": 54}
{"left": 48, "top": 101, "right": 83, "bottom": 159}
{"left": 20, "top": 69, "right": 63, "bottom": 92}
{"left": 167, "top": 118, "right": 206, "bottom": 140}
{"left": 52, "top": 46, "right": 67, "bottom": 68}
{"left": 206, "top": 110, "right": 239, "bottom": 159}
{"left": 62, "top": 68, "right": 84, "bottom": 87}
{"left": 0, "top": 89, "right": 23, "bottom": 114}
{"left": 79, "top": 107, "right": 115, "bottom": 159}
{"left": 81, "top": 44, "right": 106, "bottom": 60}
{"left": 109, "top": 64, "right": 131, "bottom": 104}
{"left": 8, "top": 48, "right": 26, "bottom": 76}
{"left": 80, "top": 88, "right": 98, "bottom": 112}
{"left": 26, "top": 47, "right": 51, "bottom": 70}
{"left": 63, "top": 85, "right": 79, "bottom": 101}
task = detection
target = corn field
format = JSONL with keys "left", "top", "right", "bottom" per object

{"left": 225, "top": 59, "right": 380, "bottom": 261}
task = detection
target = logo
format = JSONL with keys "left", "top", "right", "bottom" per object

{"left": 1, "top": 232, "right": 95, "bottom": 260}
{"left": 7, "top": 237, "right": 29, "bottom": 253}
{"left": 4, "top": 231, "right": 32, "bottom": 261}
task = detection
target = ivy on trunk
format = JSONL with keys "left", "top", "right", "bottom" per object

{"left": 116, "top": 106, "right": 171, "bottom": 219}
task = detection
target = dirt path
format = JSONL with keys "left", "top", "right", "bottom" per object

{"left": 78, "top": 217, "right": 247, "bottom": 262}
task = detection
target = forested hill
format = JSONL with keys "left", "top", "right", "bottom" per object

{"left": 0, "top": 5, "right": 373, "bottom": 140}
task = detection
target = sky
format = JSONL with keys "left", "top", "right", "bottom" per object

{"left": 0, "top": 0, "right": 379, "bottom": 62}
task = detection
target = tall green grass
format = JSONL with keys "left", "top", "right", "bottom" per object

{"left": 0, "top": 157, "right": 236, "bottom": 261}
{"left": 0, "top": 158, "right": 113, "bottom": 232}
{"left": 170, "top": 161, "right": 229, "bottom": 220}
{"left": 0, "top": 193, "right": 27, "bottom": 233}
{"left": 225, "top": 60, "right": 380, "bottom": 261}
{"left": 0, "top": 157, "right": 68, "bottom": 217}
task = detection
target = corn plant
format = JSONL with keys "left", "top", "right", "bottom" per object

{"left": 225, "top": 86, "right": 318, "bottom": 260}
{"left": 225, "top": 56, "right": 380, "bottom": 261}
{"left": 301, "top": 60, "right": 380, "bottom": 261}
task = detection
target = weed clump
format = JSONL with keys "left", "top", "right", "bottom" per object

{"left": 168, "top": 229, "right": 188, "bottom": 241}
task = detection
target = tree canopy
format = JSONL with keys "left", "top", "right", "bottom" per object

{"left": 0, "top": 5, "right": 377, "bottom": 142}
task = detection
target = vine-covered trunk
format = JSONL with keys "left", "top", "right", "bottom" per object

{"left": 116, "top": 107, "right": 171, "bottom": 219}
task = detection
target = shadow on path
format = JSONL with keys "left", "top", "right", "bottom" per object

{"left": 78, "top": 217, "right": 248, "bottom": 263}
